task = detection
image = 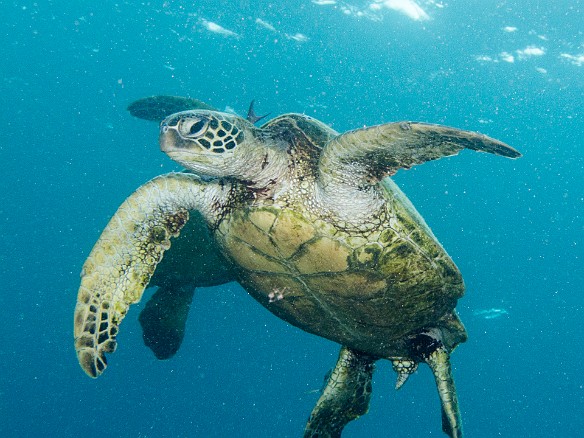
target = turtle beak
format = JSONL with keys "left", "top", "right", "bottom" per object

{"left": 159, "top": 123, "right": 180, "bottom": 154}
{"left": 159, "top": 115, "right": 215, "bottom": 172}
{"left": 159, "top": 111, "right": 212, "bottom": 154}
{"left": 159, "top": 115, "right": 194, "bottom": 154}
{"left": 159, "top": 113, "right": 182, "bottom": 153}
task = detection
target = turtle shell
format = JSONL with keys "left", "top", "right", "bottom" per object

{"left": 215, "top": 175, "right": 466, "bottom": 359}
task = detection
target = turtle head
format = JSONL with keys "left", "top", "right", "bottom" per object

{"left": 160, "top": 110, "right": 284, "bottom": 185}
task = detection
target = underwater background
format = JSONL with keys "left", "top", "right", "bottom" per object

{"left": 1, "top": 0, "right": 583, "bottom": 436}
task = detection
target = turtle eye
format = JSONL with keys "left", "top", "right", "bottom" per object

{"left": 178, "top": 117, "right": 208, "bottom": 138}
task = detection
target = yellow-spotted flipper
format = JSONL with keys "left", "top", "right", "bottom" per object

{"left": 73, "top": 172, "right": 234, "bottom": 377}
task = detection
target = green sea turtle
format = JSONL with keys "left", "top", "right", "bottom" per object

{"left": 74, "top": 96, "right": 520, "bottom": 437}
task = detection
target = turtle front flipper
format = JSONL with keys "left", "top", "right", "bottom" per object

{"left": 304, "top": 347, "right": 376, "bottom": 438}
{"left": 127, "top": 95, "right": 217, "bottom": 121}
{"left": 408, "top": 330, "right": 463, "bottom": 438}
{"left": 319, "top": 122, "right": 521, "bottom": 190}
{"left": 74, "top": 172, "right": 233, "bottom": 378}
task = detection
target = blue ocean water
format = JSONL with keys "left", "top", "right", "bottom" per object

{"left": 1, "top": 0, "right": 582, "bottom": 436}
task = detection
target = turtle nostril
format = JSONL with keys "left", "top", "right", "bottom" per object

{"left": 160, "top": 122, "right": 169, "bottom": 134}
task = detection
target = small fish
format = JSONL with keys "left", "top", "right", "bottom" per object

{"left": 200, "top": 19, "right": 239, "bottom": 38}
{"left": 285, "top": 33, "right": 309, "bottom": 42}
{"left": 246, "top": 100, "right": 269, "bottom": 124}
{"left": 473, "top": 308, "right": 509, "bottom": 319}
{"left": 304, "top": 368, "right": 332, "bottom": 395}
{"left": 255, "top": 18, "right": 276, "bottom": 32}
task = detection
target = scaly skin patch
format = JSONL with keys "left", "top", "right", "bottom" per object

{"left": 392, "top": 358, "right": 419, "bottom": 390}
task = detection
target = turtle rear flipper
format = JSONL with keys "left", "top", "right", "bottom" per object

{"left": 408, "top": 329, "right": 463, "bottom": 438}
{"left": 73, "top": 173, "right": 233, "bottom": 378}
{"left": 128, "top": 95, "right": 217, "bottom": 122}
{"left": 304, "top": 347, "right": 376, "bottom": 438}
{"left": 139, "top": 209, "right": 234, "bottom": 359}
{"left": 139, "top": 283, "right": 195, "bottom": 360}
